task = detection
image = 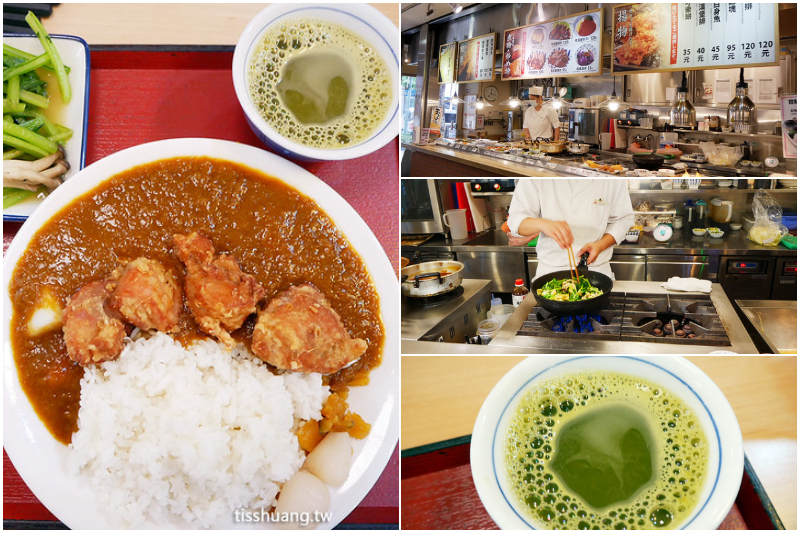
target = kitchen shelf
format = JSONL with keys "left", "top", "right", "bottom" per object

{"left": 616, "top": 125, "right": 782, "bottom": 140}
{"left": 628, "top": 188, "right": 797, "bottom": 193}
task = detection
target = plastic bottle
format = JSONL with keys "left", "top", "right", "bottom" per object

{"left": 512, "top": 279, "right": 529, "bottom": 307}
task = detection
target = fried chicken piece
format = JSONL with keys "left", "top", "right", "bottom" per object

{"left": 62, "top": 280, "right": 126, "bottom": 365}
{"left": 251, "top": 284, "right": 367, "bottom": 374}
{"left": 108, "top": 258, "right": 182, "bottom": 333}
{"left": 173, "top": 232, "right": 265, "bottom": 347}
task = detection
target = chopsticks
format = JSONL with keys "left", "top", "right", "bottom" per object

{"left": 567, "top": 245, "right": 580, "bottom": 284}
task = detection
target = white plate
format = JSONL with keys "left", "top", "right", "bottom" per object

{"left": 3, "top": 34, "right": 90, "bottom": 221}
{"left": 3, "top": 138, "right": 399, "bottom": 529}
{"left": 471, "top": 356, "right": 743, "bottom": 530}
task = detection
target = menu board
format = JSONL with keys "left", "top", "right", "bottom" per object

{"left": 612, "top": 3, "right": 779, "bottom": 74}
{"left": 501, "top": 9, "right": 603, "bottom": 81}
{"left": 438, "top": 42, "right": 457, "bottom": 84}
{"left": 455, "top": 33, "right": 496, "bottom": 83}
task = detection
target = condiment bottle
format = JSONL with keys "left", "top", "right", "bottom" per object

{"left": 512, "top": 279, "right": 529, "bottom": 307}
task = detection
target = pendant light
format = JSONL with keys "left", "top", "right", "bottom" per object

{"left": 601, "top": 76, "right": 621, "bottom": 111}
{"left": 475, "top": 83, "right": 493, "bottom": 109}
{"left": 548, "top": 87, "right": 570, "bottom": 110}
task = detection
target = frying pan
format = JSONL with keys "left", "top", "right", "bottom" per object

{"left": 531, "top": 253, "right": 613, "bottom": 315}
{"left": 632, "top": 150, "right": 666, "bottom": 170}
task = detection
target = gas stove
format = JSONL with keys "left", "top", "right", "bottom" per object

{"left": 489, "top": 281, "right": 757, "bottom": 354}
{"left": 518, "top": 293, "right": 731, "bottom": 347}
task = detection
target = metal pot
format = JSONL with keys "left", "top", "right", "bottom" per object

{"left": 567, "top": 142, "right": 591, "bottom": 154}
{"left": 536, "top": 138, "right": 566, "bottom": 154}
{"left": 401, "top": 260, "right": 464, "bottom": 298}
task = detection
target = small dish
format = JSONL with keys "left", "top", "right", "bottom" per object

{"left": 3, "top": 34, "right": 90, "bottom": 222}
{"left": 708, "top": 227, "right": 725, "bottom": 238}
{"left": 624, "top": 229, "right": 640, "bottom": 243}
{"left": 471, "top": 356, "right": 743, "bottom": 531}
{"left": 692, "top": 228, "right": 707, "bottom": 236}
{"left": 730, "top": 223, "right": 742, "bottom": 231}
{"left": 232, "top": 4, "right": 399, "bottom": 162}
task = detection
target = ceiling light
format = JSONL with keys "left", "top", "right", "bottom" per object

{"left": 499, "top": 97, "right": 520, "bottom": 108}
{"left": 450, "top": 3, "right": 463, "bottom": 14}
{"left": 446, "top": 95, "right": 465, "bottom": 104}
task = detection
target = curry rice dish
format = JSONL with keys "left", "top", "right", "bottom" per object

{"left": 8, "top": 156, "right": 385, "bottom": 524}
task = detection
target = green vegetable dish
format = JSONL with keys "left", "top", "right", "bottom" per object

{"left": 536, "top": 277, "right": 602, "bottom": 301}
{"left": 3, "top": 11, "right": 72, "bottom": 209}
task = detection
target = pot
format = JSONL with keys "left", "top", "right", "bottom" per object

{"left": 531, "top": 254, "right": 614, "bottom": 315}
{"left": 632, "top": 151, "right": 667, "bottom": 170}
{"left": 567, "top": 142, "right": 591, "bottom": 154}
{"left": 401, "top": 260, "right": 464, "bottom": 298}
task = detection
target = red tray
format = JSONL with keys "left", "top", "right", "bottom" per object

{"left": 401, "top": 436, "right": 784, "bottom": 530}
{"left": 3, "top": 47, "right": 399, "bottom": 528}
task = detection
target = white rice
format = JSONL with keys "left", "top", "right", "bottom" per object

{"left": 68, "top": 333, "right": 328, "bottom": 528}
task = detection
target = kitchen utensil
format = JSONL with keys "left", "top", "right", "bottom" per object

{"left": 531, "top": 253, "right": 613, "bottom": 316}
{"left": 400, "top": 260, "right": 464, "bottom": 298}
{"left": 442, "top": 208, "right": 468, "bottom": 240}
{"left": 632, "top": 151, "right": 666, "bottom": 170}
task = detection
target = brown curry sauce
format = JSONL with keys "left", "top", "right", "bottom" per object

{"left": 9, "top": 157, "right": 384, "bottom": 444}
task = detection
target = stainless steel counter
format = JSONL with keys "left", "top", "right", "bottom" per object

{"left": 486, "top": 281, "right": 757, "bottom": 354}
{"left": 735, "top": 300, "right": 797, "bottom": 354}
{"left": 402, "top": 229, "right": 796, "bottom": 257}
{"left": 401, "top": 279, "right": 493, "bottom": 342}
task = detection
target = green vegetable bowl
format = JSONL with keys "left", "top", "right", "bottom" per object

{"left": 3, "top": 34, "right": 90, "bottom": 221}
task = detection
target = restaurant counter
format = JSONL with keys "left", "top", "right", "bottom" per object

{"left": 402, "top": 142, "right": 795, "bottom": 178}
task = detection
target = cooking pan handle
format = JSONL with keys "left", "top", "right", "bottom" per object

{"left": 578, "top": 252, "right": 589, "bottom": 269}
{"left": 413, "top": 272, "right": 444, "bottom": 288}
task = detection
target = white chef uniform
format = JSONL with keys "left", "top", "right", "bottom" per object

{"left": 522, "top": 86, "right": 560, "bottom": 140}
{"left": 507, "top": 179, "right": 634, "bottom": 280}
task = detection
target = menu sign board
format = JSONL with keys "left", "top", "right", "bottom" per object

{"left": 455, "top": 33, "right": 496, "bottom": 83}
{"left": 612, "top": 3, "right": 779, "bottom": 74}
{"left": 501, "top": 9, "right": 603, "bottom": 81}
{"left": 438, "top": 42, "right": 457, "bottom": 84}
{"left": 780, "top": 96, "right": 797, "bottom": 159}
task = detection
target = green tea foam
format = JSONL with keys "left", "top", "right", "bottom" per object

{"left": 505, "top": 371, "right": 708, "bottom": 530}
{"left": 247, "top": 18, "right": 391, "bottom": 149}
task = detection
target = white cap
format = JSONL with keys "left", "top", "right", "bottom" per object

{"left": 530, "top": 86, "right": 543, "bottom": 97}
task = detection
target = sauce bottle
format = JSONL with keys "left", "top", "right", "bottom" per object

{"left": 512, "top": 279, "right": 529, "bottom": 307}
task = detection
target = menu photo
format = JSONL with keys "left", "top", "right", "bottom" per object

{"left": 501, "top": 9, "right": 603, "bottom": 81}
{"left": 456, "top": 33, "right": 496, "bottom": 83}
{"left": 438, "top": 42, "right": 457, "bottom": 84}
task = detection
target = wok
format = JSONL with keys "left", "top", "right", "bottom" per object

{"left": 632, "top": 151, "right": 666, "bottom": 170}
{"left": 401, "top": 260, "right": 464, "bottom": 298}
{"left": 531, "top": 254, "right": 613, "bottom": 315}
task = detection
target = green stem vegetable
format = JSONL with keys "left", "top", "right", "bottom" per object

{"left": 25, "top": 11, "right": 71, "bottom": 103}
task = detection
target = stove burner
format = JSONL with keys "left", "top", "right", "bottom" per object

{"left": 516, "top": 292, "right": 731, "bottom": 346}
{"left": 402, "top": 285, "right": 465, "bottom": 307}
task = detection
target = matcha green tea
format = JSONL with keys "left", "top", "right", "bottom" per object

{"left": 247, "top": 19, "right": 392, "bottom": 149}
{"left": 505, "top": 371, "right": 708, "bottom": 530}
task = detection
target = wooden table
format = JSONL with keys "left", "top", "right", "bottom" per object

{"left": 4, "top": 3, "right": 399, "bottom": 528}
{"left": 402, "top": 356, "right": 797, "bottom": 529}
{"left": 38, "top": 3, "right": 398, "bottom": 45}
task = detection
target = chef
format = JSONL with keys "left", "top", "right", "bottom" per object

{"left": 522, "top": 86, "right": 561, "bottom": 141}
{"left": 507, "top": 180, "right": 634, "bottom": 280}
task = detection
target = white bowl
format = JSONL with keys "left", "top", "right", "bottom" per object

{"left": 692, "top": 228, "right": 707, "bottom": 236}
{"left": 707, "top": 228, "right": 725, "bottom": 238}
{"left": 471, "top": 356, "right": 743, "bottom": 530}
{"left": 3, "top": 34, "right": 90, "bottom": 222}
{"left": 3, "top": 138, "right": 399, "bottom": 529}
{"left": 232, "top": 4, "right": 399, "bottom": 162}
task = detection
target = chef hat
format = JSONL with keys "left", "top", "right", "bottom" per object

{"left": 530, "top": 86, "right": 543, "bottom": 97}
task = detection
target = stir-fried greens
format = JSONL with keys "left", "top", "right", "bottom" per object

{"left": 536, "top": 276, "right": 603, "bottom": 301}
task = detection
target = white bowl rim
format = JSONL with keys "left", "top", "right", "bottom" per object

{"left": 471, "top": 356, "right": 744, "bottom": 531}
{"left": 232, "top": 3, "right": 399, "bottom": 161}
{"left": 3, "top": 137, "right": 400, "bottom": 529}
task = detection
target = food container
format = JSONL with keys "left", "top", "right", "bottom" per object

{"left": 567, "top": 142, "right": 591, "bottom": 154}
{"left": 742, "top": 214, "right": 756, "bottom": 232}
{"left": 487, "top": 304, "right": 515, "bottom": 327}
{"left": 707, "top": 227, "right": 725, "bottom": 238}
{"left": 624, "top": 229, "right": 640, "bottom": 243}
{"left": 730, "top": 222, "right": 742, "bottom": 231}
{"left": 536, "top": 139, "right": 566, "bottom": 154}
{"left": 692, "top": 228, "right": 707, "bottom": 236}
{"left": 476, "top": 319, "right": 502, "bottom": 343}
{"left": 673, "top": 215, "right": 684, "bottom": 229}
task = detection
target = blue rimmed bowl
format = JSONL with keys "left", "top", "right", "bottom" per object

{"left": 232, "top": 3, "right": 399, "bottom": 162}
{"left": 3, "top": 34, "right": 90, "bottom": 221}
{"left": 471, "top": 356, "right": 743, "bottom": 530}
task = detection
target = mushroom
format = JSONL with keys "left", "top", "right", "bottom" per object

{"left": 3, "top": 148, "right": 69, "bottom": 191}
